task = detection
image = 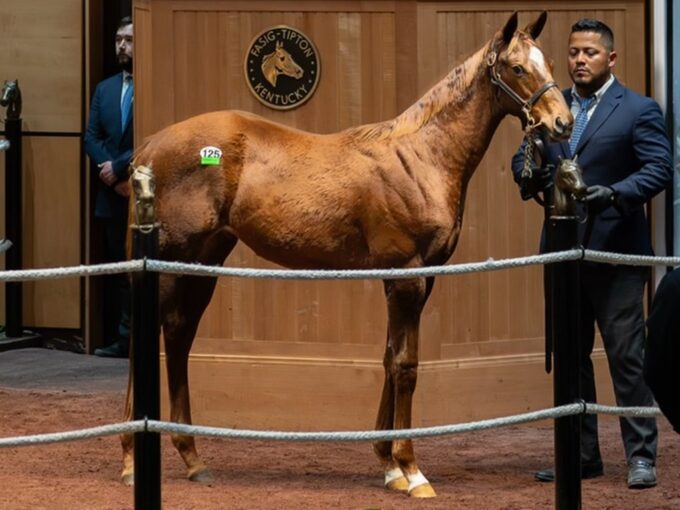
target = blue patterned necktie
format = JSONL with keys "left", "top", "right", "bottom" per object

{"left": 121, "top": 76, "right": 133, "bottom": 130}
{"left": 569, "top": 95, "right": 595, "bottom": 156}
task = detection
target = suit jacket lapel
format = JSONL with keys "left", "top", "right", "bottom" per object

{"left": 574, "top": 79, "right": 623, "bottom": 155}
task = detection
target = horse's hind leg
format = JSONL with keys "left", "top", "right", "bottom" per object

{"left": 374, "top": 276, "right": 436, "bottom": 498}
{"left": 120, "top": 231, "right": 237, "bottom": 484}
{"left": 164, "top": 234, "right": 238, "bottom": 482}
{"left": 162, "top": 274, "right": 216, "bottom": 481}
{"left": 374, "top": 332, "right": 409, "bottom": 492}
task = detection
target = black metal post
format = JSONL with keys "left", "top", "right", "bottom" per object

{"left": 543, "top": 179, "right": 554, "bottom": 374}
{"left": 549, "top": 215, "right": 582, "bottom": 510}
{"left": 4, "top": 117, "right": 23, "bottom": 338}
{"left": 132, "top": 224, "right": 161, "bottom": 510}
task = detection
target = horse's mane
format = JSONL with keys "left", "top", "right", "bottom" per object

{"left": 346, "top": 45, "right": 489, "bottom": 142}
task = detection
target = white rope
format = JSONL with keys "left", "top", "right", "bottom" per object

{"left": 145, "top": 250, "right": 582, "bottom": 281}
{"left": 0, "top": 403, "right": 662, "bottom": 448}
{"left": 584, "top": 250, "right": 680, "bottom": 267}
{"left": 0, "top": 421, "right": 143, "bottom": 448}
{"left": 146, "top": 404, "right": 583, "bottom": 441}
{"left": 0, "top": 250, "right": 678, "bottom": 283}
{"left": 0, "top": 260, "right": 144, "bottom": 282}
{"left": 585, "top": 403, "right": 663, "bottom": 419}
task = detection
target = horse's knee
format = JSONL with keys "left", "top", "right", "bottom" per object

{"left": 391, "top": 362, "right": 418, "bottom": 393}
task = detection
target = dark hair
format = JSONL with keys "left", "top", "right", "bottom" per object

{"left": 118, "top": 16, "right": 132, "bottom": 30}
{"left": 571, "top": 19, "right": 614, "bottom": 51}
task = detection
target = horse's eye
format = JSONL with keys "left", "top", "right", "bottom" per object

{"left": 511, "top": 65, "right": 525, "bottom": 76}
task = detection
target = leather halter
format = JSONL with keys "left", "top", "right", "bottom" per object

{"left": 486, "top": 50, "right": 557, "bottom": 130}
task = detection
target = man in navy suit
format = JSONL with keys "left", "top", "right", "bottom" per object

{"left": 511, "top": 19, "right": 672, "bottom": 488}
{"left": 85, "top": 16, "right": 134, "bottom": 358}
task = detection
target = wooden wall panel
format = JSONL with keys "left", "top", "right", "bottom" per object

{"left": 21, "top": 138, "right": 81, "bottom": 328}
{"left": 0, "top": 0, "right": 82, "bottom": 132}
{"left": 0, "top": 2, "right": 83, "bottom": 329}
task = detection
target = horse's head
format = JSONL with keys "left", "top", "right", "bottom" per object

{"left": 0, "top": 80, "right": 17, "bottom": 107}
{"left": 554, "top": 157, "right": 587, "bottom": 216}
{"left": 261, "top": 41, "right": 303, "bottom": 87}
{"left": 488, "top": 12, "right": 573, "bottom": 141}
{"left": 132, "top": 165, "right": 156, "bottom": 226}
{"left": 555, "top": 157, "right": 587, "bottom": 198}
{"left": 1, "top": 80, "right": 22, "bottom": 120}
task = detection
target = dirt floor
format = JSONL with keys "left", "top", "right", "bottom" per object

{"left": 0, "top": 349, "right": 678, "bottom": 510}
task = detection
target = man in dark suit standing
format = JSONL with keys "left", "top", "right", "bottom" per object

{"left": 85, "top": 16, "right": 134, "bottom": 358}
{"left": 511, "top": 19, "right": 673, "bottom": 488}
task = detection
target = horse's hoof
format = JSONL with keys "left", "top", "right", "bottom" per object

{"left": 385, "top": 476, "right": 409, "bottom": 492}
{"left": 409, "top": 483, "right": 437, "bottom": 498}
{"left": 121, "top": 472, "right": 135, "bottom": 486}
{"left": 189, "top": 468, "right": 214, "bottom": 483}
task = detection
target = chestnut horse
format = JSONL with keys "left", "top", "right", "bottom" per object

{"left": 122, "top": 12, "right": 572, "bottom": 497}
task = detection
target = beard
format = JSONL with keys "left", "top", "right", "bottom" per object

{"left": 117, "top": 54, "right": 133, "bottom": 73}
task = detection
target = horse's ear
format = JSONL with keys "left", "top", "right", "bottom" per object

{"left": 501, "top": 12, "right": 519, "bottom": 45}
{"left": 525, "top": 11, "right": 548, "bottom": 40}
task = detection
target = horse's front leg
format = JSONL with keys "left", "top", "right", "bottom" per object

{"left": 378, "top": 276, "right": 436, "bottom": 498}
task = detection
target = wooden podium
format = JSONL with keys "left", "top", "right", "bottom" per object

{"left": 133, "top": 0, "right": 644, "bottom": 429}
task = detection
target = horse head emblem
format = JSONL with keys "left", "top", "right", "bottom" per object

{"left": 1, "top": 80, "right": 22, "bottom": 120}
{"left": 554, "top": 157, "right": 587, "bottom": 216}
{"left": 261, "top": 41, "right": 304, "bottom": 87}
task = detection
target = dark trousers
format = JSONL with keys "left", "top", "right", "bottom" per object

{"left": 579, "top": 263, "right": 657, "bottom": 467}
{"left": 101, "top": 212, "right": 130, "bottom": 345}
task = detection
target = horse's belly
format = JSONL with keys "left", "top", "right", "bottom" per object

{"left": 234, "top": 225, "right": 371, "bottom": 269}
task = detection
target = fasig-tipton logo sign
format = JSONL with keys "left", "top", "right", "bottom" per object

{"left": 244, "top": 26, "right": 320, "bottom": 110}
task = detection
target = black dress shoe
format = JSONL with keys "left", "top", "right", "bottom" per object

{"left": 535, "top": 463, "right": 604, "bottom": 482}
{"left": 627, "top": 460, "right": 656, "bottom": 489}
{"left": 94, "top": 341, "right": 129, "bottom": 358}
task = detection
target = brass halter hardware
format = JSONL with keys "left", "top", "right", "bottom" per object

{"left": 487, "top": 50, "right": 557, "bottom": 179}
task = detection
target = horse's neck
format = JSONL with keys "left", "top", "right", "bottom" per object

{"left": 406, "top": 45, "right": 503, "bottom": 180}
{"left": 262, "top": 54, "right": 276, "bottom": 85}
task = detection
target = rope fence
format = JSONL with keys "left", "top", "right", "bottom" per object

{"left": 0, "top": 402, "right": 663, "bottom": 449}
{"left": 0, "top": 247, "right": 672, "bottom": 452}
{"left": 0, "top": 249, "right": 678, "bottom": 283}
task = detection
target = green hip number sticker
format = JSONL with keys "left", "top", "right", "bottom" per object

{"left": 200, "top": 146, "right": 223, "bottom": 166}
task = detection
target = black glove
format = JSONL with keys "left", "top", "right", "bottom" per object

{"left": 520, "top": 164, "right": 553, "bottom": 201}
{"left": 583, "top": 185, "right": 616, "bottom": 212}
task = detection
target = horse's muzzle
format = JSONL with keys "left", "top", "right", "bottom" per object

{"left": 552, "top": 116, "right": 572, "bottom": 139}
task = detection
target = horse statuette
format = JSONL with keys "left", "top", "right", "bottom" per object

{"left": 123, "top": 11, "right": 572, "bottom": 497}
{"left": 0, "top": 80, "right": 22, "bottom": 120}
{"left": 553, "top": 157, "right": 587, "bottom": 216}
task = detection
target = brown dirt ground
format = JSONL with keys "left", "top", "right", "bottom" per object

{"left": 0, "top": 350, "right": 679, "bottom": 510}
